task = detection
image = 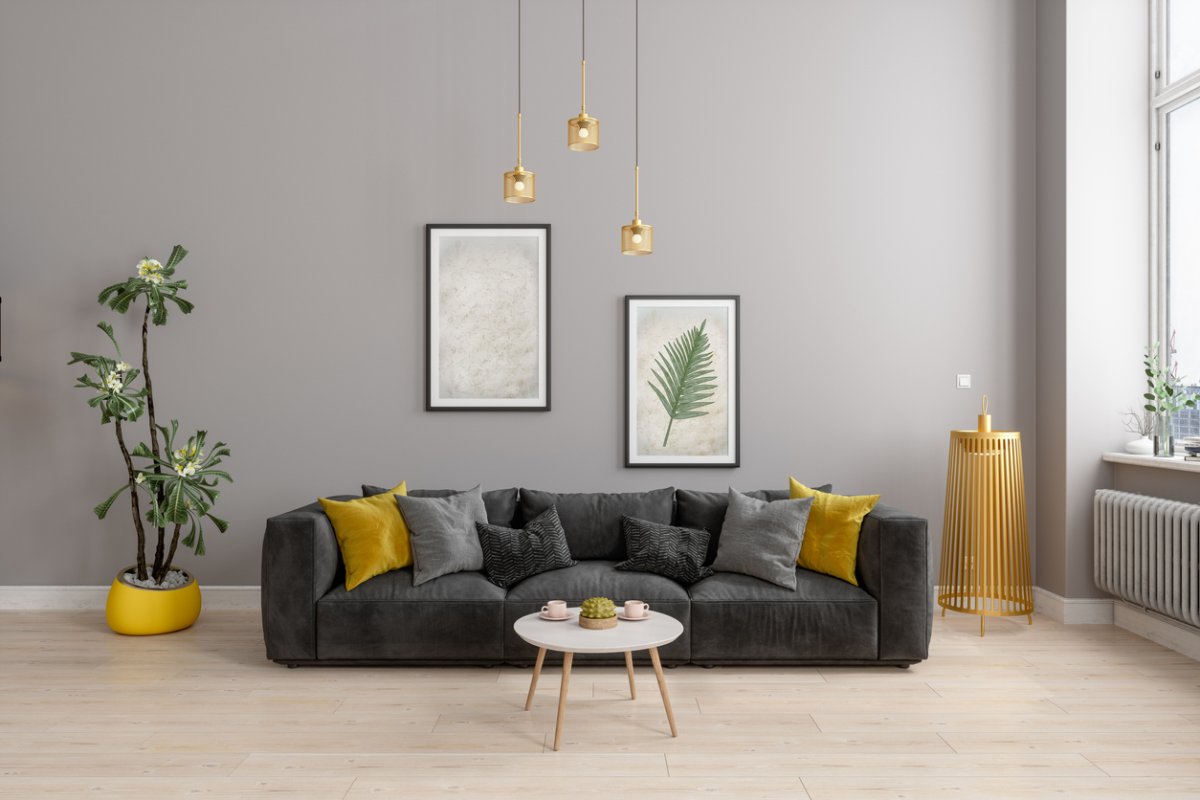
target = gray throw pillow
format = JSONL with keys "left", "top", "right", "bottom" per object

{"left": 395, "top": 486, "right": 489, "bottom": 586}
{"left": 476, "top": 506, "right": 577, "bottom": 589}
{"left": 710, "top": 489, "right": 813, "bottom": 590}
{"left": 616, "top": 516, "right": 713, "bottom": 586}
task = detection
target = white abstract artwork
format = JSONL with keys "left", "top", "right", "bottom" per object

{"left": 626, "top": 296, "right": 739, "bottom": 467}
{"left": 427, "top": 226, "right": 549, "bottom": 410}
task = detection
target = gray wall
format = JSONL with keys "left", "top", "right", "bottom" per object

{"left": 0, "top": 0, "right": 1038, "bottom": 585}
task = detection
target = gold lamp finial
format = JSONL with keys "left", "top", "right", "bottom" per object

{"left": 978, "top": 394, "right": 991, "bottom": 433}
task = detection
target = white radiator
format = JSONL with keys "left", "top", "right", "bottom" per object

{"left": 1095, "top": 489, "right": 1200, "bottom": 627}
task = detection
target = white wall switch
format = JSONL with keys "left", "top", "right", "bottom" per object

{"left": 956, "top": 374, "right": 972, "bottom": 389}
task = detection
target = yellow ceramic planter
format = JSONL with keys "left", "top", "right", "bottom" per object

{"left": 105, "top": 566, "right": 202, "bottom": 635}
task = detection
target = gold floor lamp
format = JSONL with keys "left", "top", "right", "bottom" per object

{"left": 938, "top": 397, "right": 1034, "bottom": 636}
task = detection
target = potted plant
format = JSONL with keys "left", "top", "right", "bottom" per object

{"left": 1142, "top": 335, "right": 1198, "bottom": 457}
{"left": 69, "top": 246, "right": 233, "bottom": 634}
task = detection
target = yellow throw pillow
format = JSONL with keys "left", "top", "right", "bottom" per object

{"left": 789, "top": 477, "right": 879, "bottom": 586}
{"left": 319, "top": 481, "right": 411, "bottom": 590}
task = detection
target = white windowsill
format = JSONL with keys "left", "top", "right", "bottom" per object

{"left": 1103, "top": 452, "right": 1200, "bottom": 474}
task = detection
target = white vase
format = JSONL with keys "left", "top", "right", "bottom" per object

{"left": 1125, "top": 437, "right": 1153, "bottom": 455}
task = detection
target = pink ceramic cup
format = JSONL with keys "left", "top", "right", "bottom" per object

{"left": 623, "top": 600, "right": 649, "bottom": 618}
{"left": 542, "top": 600, "right": 568, "bottom": 618}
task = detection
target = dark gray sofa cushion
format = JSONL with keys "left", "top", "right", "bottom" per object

{"left": 616, "top": 516, "right": 712, "bottom": 586}
{"left": 689, "top": 569, "right": 878, "bottom": 663}
{"left": 503, "top": 560, "right": 690, "bottom": 665}
{"left": 316, "top": 569, "right": 505, "bottom": 662}
{"left": 675, "top": 485, "right": 831, "bottom": 564}
{"left": 363, "top": 485, "right": 519, "bottom": 528}
{"left": 477, "top": 506, "right": 577, "bottom": 589}
{"left": 518, "top": 487, "right": 675, "bottom": 561}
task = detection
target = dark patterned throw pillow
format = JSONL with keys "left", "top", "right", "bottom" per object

{"left": 476, "top": 506, "right": 577, "bottom": 589}
{"left": 615, "top": 515, "right": 714, "bottom": 586}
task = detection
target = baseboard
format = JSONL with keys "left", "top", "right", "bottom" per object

{"left": 1113, "top": 600, "right": 1200, "bottom": 661}
{"left": 1031, "top": 586, "right": 1114, "bottom": 624}
{"left": 0, "top": 585, "right": 260, "bottom": 611}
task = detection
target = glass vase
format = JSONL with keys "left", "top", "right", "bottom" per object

{"left": 1154, "top": 414, "right": 1175, "bottom": 457}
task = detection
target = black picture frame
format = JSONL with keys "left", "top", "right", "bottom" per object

{"left": 624, "top": 295, "right": 741, "bottom": 468}
{"left": 426, "top": 224, "right": 551, "bottom": 411}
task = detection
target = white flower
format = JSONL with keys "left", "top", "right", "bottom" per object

{"left": 136, "top": 258, "right": 162, "bottom": 278}
{"left": 173, "top": 461, "right": 199, "bottom": 478}
{"left": 104, "top": 373, "right": 124, "bottom": 392}
{"left": 135, "top": 473, "right": 145, "bottom": 485}
{"left": 174, "top": 448, "right": 186, "bottom": 459}
{"left": 115, "top": 361, "right": 131, "bottom": 373}
{"left": 141, "top": 272, "right": 164, "bottom": 286}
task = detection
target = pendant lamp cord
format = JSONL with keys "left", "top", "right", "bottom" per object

{"left": 635, "top": 0, "right": 639, "bottom": 167}
{"left": 517, "top": 0, "right": 522, "bottom": 114}
{"left": 582, "top": 0, "right": 586, "bottom": 60}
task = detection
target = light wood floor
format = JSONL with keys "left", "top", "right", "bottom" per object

{"left": 2, "top": 609, "right": 1199, "bottom": 798}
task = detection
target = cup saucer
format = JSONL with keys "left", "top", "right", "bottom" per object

{"left": 538, "top": 612, "right": 571, "bottom": 621}
{"left": 616, "top": 612, "right": 650, "bottom": 621}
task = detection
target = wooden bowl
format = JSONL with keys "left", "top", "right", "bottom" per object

{"left": 578, "top": 615, "right": 617, "bottom": 630}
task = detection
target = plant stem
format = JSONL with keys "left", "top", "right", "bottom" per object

{"left": 143, "top": 306, "right": 167, "bottom": 577}
{"left": 114, "top": 419, "right": 148, "bottom": 581}
{"left": 157, "top": 523, "right": 183, "bottom": 584}
{"left": 662, "top": 418, "right": 674, "bottom": 448}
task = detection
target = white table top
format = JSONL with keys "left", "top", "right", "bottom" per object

{"left": 513, "top": 608, "right": 684, "bottom": 654}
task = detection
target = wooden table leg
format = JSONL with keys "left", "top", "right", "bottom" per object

{"left": 552, "top": 652, "right": 573, "bottom": 751}
{"left": 524, "top": 647, "right": 546, "bottom": 711}
{"left": 624, "top": 652, "right": 643, "bottom": 700}
{"left": 648, "top": 647, "right": 677, "bottom": 738}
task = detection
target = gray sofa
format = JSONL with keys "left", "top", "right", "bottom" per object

{"left": 261, "top": 487, "right": 932, "bottom": 668}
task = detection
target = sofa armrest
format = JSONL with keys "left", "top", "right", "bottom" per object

{"left": 261, "top": 501, "right": 341, "bottom": 662}
{"left": 856, "top": 503, "right": 932, "bottom": 662}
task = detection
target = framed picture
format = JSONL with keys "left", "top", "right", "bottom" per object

{"left": 625, "top": 295, "right": 740, "bottom": 467}
{"left": 426, "top": 224, "right": 550, "bottom": 411}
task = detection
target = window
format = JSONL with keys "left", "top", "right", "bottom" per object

{"left": 1154, "top": 1, "right": 1200, "bottom": 437}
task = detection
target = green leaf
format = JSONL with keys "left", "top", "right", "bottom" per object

{"left": 207, "top": 513, "right": 229, "bottom": 534}
{"left": 165, "top": 244, "right": 188, "bottom": 269}
{"left": 647, "top": 319, "right": 718, "bottom": 447}
{"left": 1145, "top": 404, "right": 1157, "bottom": 412}
{"left": 93, "top": 484, "right": 130, "bottom": 519}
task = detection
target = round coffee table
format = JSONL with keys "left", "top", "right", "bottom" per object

{"left": 514, "top": 607, "right": 684, "bottom": 751}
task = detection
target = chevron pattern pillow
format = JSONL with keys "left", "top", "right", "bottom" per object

{"left": 616, "top": 515, "right": 714, "bottom": 586}
{"left": 476, "top": 506, "right": 577, "bottom": 589}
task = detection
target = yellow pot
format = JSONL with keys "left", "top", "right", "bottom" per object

{"left": 105, "top": 566, "right": 202, "bottom": 635}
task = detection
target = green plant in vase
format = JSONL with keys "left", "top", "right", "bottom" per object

{"left": 70, "top": 246, "right": 233, "bottom": 588}
{"left": 1142, "top": 335, "right": 1197, "bottom": 457}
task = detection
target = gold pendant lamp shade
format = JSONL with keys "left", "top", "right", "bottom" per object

{"left": 567, "top": 0, "right": 599, "bottom": 151}
{"left": 937, "top": 396, "right": 1034, "bottom": 637}
{"left": 621, "top": 166, "right": 653, "bottom": 255}
{"left": 504, "top": 0, "right": 536, "bottom": 204}
{"left": 621, "top": 0, "right": 652, "bottom": 255}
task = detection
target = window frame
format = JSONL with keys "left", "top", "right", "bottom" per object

{"left": 1151, "top": 0, "right": 1200, "bottom": 354}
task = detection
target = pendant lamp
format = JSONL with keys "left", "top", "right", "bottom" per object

{"left": 567, "top": 0, "right": 599, "bottom": 151}
{"left": 621, "top": 0, "right": 652, "bottom": 254}
{"left": 504, "top": 0, "right": 535, "bottom": 203}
